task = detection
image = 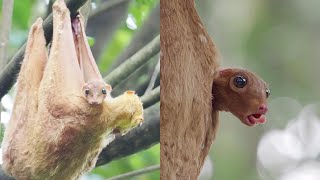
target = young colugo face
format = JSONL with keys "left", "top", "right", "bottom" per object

{"left": 82, "top": 81, "right": 112, "bottom": 105}
{"left": 212, "top": 68, "right": 270, "bottom": 126}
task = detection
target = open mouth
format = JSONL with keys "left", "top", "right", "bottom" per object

{"left": 243, "top": 113, "right": 266, "bottom": 126}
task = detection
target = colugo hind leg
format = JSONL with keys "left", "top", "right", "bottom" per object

{"left": 1, "top": 18, "right": 48, "bottom": 176}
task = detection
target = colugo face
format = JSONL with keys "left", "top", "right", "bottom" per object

{"left": 212, "top": 68, "right": 270, "bottom": 126}
{"left": 82, "top": 81, "right": 112, "bottom": 105}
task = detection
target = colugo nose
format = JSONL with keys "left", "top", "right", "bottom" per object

{"left": 93, "top": 93, "right": 99, "bottom": 99}
{"left": 90, "top": 101, "right": 98, "bottom": 105}
{"left": 258, "top": 104, "right": 268, "bottom": 114}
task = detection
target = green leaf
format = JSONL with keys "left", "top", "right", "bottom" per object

{"left": 12, "top": 0, "right": 35, "bottom": 29}
{"left": 128, "top": 0, "right": 159, "bottom": 27}
{"left": 98, "top": 27, "right": 133, "bottom": 72}
{"left": 87, "top": 36, "right": 95, "bottom": 47}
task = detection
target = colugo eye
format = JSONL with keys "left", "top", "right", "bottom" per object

{"left": 266, "top": 88, "right": 271, "bottom": 98}
{"left": 233, "top": 75, "right": 247, "bottom": 88}
{"left": 102, "top": 88, "right": 107, "bottom": 94}
{"left": 85, "top": 89, "right": 90, "bottom": 95}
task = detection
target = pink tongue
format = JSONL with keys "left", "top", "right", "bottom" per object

{"left": 249, "top": 114, "right": 266, "bottom": 124}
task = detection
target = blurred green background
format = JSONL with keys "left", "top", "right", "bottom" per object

{"left": 196, "top": 0, "right": 320, "bottom": 180}
{"left": 0, "top": 0, "right": 159, "bottom": 179}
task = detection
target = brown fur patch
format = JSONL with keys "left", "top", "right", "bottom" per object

{"left": 161, "top": 0, "right": 218, "bottom": 179}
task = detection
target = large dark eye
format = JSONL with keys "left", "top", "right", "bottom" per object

{"left": 233, "top": 75, "right": 247, "bottom": 88}
{"left": 266, "top": 88, "right": 271, "bottom": 98}
{"left": 85, "top": 89, "right": 90, "bottom": 95}
{"left": 102, "top": 88, "right": 107, "bottom": 95}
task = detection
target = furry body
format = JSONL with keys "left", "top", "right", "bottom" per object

{"left": 2, "top": 1, "right": 143, "bottom": 179}
{"left": 161, "top": 0, "right": 219, "bottom": 179}
{"left": 160, "top": 0, "right": 269, "bottom": 179}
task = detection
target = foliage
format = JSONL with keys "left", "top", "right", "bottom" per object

{"left": 89, "top": 144, "right": 160, "bottom": 179}
{"left": 98, "top": 0, "right": 158, "bottom": 72}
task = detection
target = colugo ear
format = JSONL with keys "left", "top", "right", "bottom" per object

{"left": 214, "top": 68, "right": 232, "bottom": 80}
{"left": 81, "top": 83, "right": 88, "bottom": 90}
{"left": 105, "top": 84, "right": 112, "bottom": 92}
{"left": 218, "top": 68, "right": 233, "bottom": 77}
{"left": 81, "top": 84, "right": 90, "bottom": 96}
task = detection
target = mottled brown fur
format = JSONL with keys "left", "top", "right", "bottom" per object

{"left": 2, "top": 0, "right": 143, "bottom": 179}
{"left": 161, "top": 0, "right": 269, "bottom": 179}
{"left": 161, "top": 0, "right": 219, "bottom": 179}
{"left": 1, "top": 18, "right": 48, "bottom": 180}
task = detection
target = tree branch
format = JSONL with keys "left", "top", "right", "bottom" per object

{"left": 108, "top": 3, "right": 159, "bottom": 72}
{"left": 104, "top": 35, "right": 160, "bottom": 88}
{"left": 87, "top": 0, "right": 130, "bottom": 61}
{"left": 0, "top": 0, "right": 88, "bottom": 99}
{"left": 0, "top": 169, "right": 14, "bottom": 180}
{"left": 0, "top": 0, "right": 15, "bottom": 142}
{"left": 0, "top": 0, "right": 14, "bottom": 67}
{"left": 145, "top": 58, "right": 160, "bottom": 94}
{"left": 106, "top": 164, "right": 160, "bottom": 180}
{"left": 112, "top": 55, "right": 158, "bottom": 97}
{"left": 90, "top": 0, "right": 131, "bottom": 18}
{"left": 141, "top": 86, "right": 160, "bottom": 109}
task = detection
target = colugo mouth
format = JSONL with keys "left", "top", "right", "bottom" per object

{"left": 244, "top": 113, "right": 267, "bottom": 126}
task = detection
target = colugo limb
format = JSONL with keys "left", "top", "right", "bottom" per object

{"left": 1, "top": 18, "right": 48, "bottom": 179}
{"left": 1, "top": 0, "right": 143, "bottom": 179}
